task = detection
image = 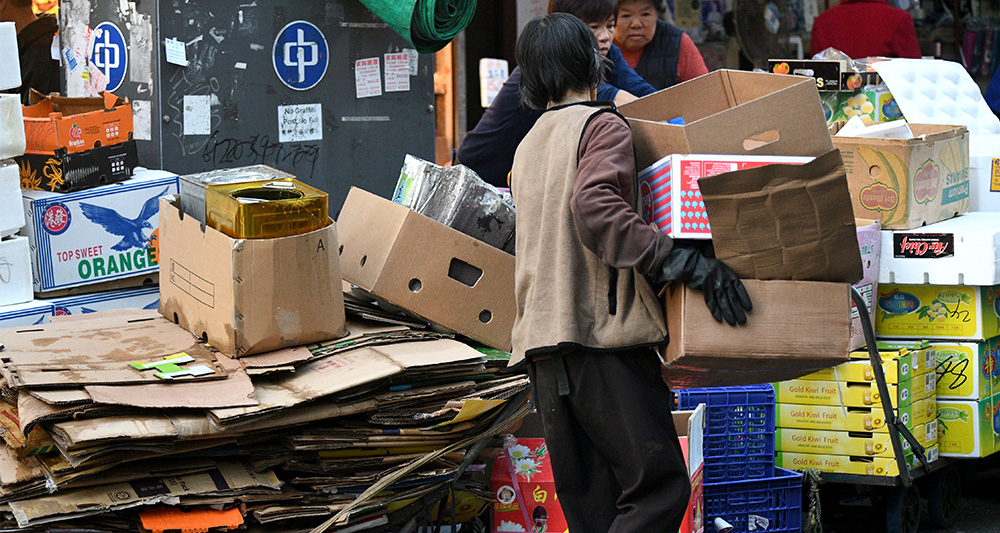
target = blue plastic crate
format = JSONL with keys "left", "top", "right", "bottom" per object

{"left": 704, "top": 467, "right": 803, "bottom": 533}
{"left": 674, "top": 385, "right": 776, "bottom": 482}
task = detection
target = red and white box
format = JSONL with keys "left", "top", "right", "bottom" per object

{"left": 638, "top": 154, "right": 813, "bottom": 239}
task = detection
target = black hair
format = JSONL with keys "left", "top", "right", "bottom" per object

{"left": 616, "top": 0, "right": 667, "bottom": 16}
{"left": 517, "top": 13, "right": 609, "bottom": 110}
{"left": 547, "top": 0, "right": 617, "bottom": 24}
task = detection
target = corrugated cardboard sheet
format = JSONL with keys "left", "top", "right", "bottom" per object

{"left": 699, "top": 149, "right": 864, "bottom": 283}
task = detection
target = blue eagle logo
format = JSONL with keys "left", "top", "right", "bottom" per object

{"left": 79, "top": 187, "right": 169, "bottom": 251}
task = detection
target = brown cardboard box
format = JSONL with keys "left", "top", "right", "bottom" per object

{"left": 337, "top": 187, "right": 515, "bottom": 351}
{"left": 158, "top": 197, "right": 345, "bottom": 357}
{"left": 618, "top": 70, "right": 834, "bottom": 170}
{"left": 830, "top": 123, "right": 970, "bottom": 229}
{"left": 662, "top": 280, "right": 851, "bottom": 377}
{"left": 699, "top": 149, "right": 863, "bottom": 283}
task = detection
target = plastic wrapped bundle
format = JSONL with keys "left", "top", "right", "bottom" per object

{"left": 0, "top": 94, "right": 26, "bottom": 159}
{"left": 393, "top": 154, "right": 516, "bottom": 254}
{"left": 358, "top": 0, "right": 477, "bottom": 54}
{"left": 0, "top": 22, "right": 21, "bottom": 92}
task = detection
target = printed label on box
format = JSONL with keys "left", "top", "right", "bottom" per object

{"left": 877, "top": 284, "right": 1000, "bottom": 341}
{"left": 22, "top": 175, "right": 179, "bottom": 292}
{"left": 991, "top": 158, "right": 1000, "bottom": 193}
{"left": 894, "top": 233, "right": 954, "bottom": 258}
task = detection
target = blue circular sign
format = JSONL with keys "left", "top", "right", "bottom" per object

{"left": 272, "top": 21, "right": 329, "bottom": 91}
{"left": 88, "top": 22, "right": 128, "bottom": 92}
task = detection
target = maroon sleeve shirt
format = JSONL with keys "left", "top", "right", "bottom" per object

{"left": 570, "top": 111, "right": 674, "bottom": 277}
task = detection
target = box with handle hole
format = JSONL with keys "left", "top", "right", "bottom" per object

{"left": 337, "top": 187, "right": 515, "bottom": 351}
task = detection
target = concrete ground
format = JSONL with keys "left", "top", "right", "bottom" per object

{"left": 819, "top": 457, "right": 1000, "bottom": 533}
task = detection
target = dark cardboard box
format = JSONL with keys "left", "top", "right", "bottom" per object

{"left": 15, "top": 140, "right": 137, "bottom": 192}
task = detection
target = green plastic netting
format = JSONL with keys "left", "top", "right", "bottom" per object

{"left": 359, "top": 0, "right": 477, "bottom": 54}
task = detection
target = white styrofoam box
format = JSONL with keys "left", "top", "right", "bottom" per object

{"left": 873, "top": 59, "right": 1000, "bottom": 137}
{"left": 0, "top": 160, "right": 24, "bottom": 237}
{"left": 969, "top": 134, "right": 1000, "bottom": 212}
{"left": 879, "top": 212, "right": 1000, "bottom": 286}
{"left": 0, "top": 94, "right": 26, "bottom": 160}
{"left": 0, "top": 236, "right": 32, "bottom": 307}
{"left": 0, "top": 300, "right": 53, "bottom": 329}
{"left": 48, "top": 285, "right": 159, "bottom": 317}
{"left": 21, "top": 170, "right": 179, "bottom": 293}
{"left": 0, "top": 22, "right": 20, "bottom": 92}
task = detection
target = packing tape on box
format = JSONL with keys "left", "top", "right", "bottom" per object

{"left": 0, "top": 23, "right": 21, "bottom": 92}
{"left": 0, "top": 94, "right": 26, "bottom": 159}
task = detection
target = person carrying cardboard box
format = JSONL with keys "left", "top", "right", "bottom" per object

{"left": 509, "top": 13, "right": 752, "bottom": 533}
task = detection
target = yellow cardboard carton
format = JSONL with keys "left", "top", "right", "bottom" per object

{"left": 776, "top": 422, "right": 936, "bottom": 457}
{"left": 776, "top": 445, "right": 938, "bottom": 477}
{"left": 775, "top": 374, "right": 935, "bottom": 409}
{"left": 876, "top": 284, "right": 1000, "bottom": 341}
{"left": 851, "top": 341, "right": 938, "bottom": 376}
{"left": 937, "top": 397, "right": 995, "bottom": 457}
{"left": 934, "top": 336, "right": 1000, "bottom": 400}
{"left": 776, "top": 395, "right": 936, "bottom": 433}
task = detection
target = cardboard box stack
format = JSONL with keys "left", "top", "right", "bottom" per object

{"left": 0, "top": 35, "right": 35, "bottom": 318}
{"left": 17, "top": 91, "right": 137, "bottom": 193}
{"left": 873, "top": 214, "right": 1000, "bottom": 458}
{"left": 774, "top": 342, "right": 939, "bottom": 476}
{"left": 0, "top": 172, "right": 531, "bottom": 530}
{"left": 618, "top": 69, "right": 877, "bottom": 530}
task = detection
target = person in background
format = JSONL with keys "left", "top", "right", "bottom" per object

{"left": 0, "top": 0, "right": 60, "bottom": 104}
{"left": 510, "top": 12, "right": 751, "bottom": 533}
{"left": 456, "top": 0, "right": 658, "bottom": 188}
{"left": 810, "top": 0, "right": 921, "bottom": 59}
{"left": 986, "top": 67, "right": 1000, "bottom": 118}
{"left": 614, "top": 0, "right": 709, "bottom": 89}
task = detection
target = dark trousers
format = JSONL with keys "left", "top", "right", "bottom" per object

{"left": 526, "top": 347, "right": 691, "bottom": 533}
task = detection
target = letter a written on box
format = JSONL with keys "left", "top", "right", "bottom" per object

{"left": 316, "top": 239, "right": 325, "bottom": 252}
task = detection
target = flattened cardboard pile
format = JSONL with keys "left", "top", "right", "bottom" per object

{"left": 0, "top": 308, "right": 528, "bottom": 531}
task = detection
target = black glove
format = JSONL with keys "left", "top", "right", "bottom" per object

{"left": 656, "top": 246, "right": 753, "bottom": 326}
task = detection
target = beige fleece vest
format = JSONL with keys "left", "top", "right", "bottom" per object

{"left": 509, "top": 102, "right": 668, "bottom": 366}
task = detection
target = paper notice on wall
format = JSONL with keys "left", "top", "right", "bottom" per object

{"left": 278, "top": 103, "right": 323, "bottom": 143}
{"left": 516, "top": 0, "right": 547, "bottom": 36}
{"left": 183, "top": 94, "right": 211, "bottom": 135}
{"left": 479, "top": 58, "right": 509, "bottom": 108}
{"left": 165, "top": 37, "right": 188, "bottom": 67}
{"left": 355, "top": 57, "right": 381, "bottom": 99}
{"left": 404, "top": 48, "right": 419, "bottom": 75}
{"left": 132, "top": 100, "right": 152, "bottom": 141}
{"left": 384, "top": 53, "right": 410, "bottom": 92}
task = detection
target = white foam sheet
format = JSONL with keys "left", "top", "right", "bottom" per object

{"left": 874, "top": 59, "right": 1000, "bottom": 136}
{"left": 969, "top": 134, "right": 1000, "bottom": 212}
{"left": 0, "top": 161, "right": 24, "bottom": 237}
{"left": 879, "top": 212, "right": 1000, "bottom": 286}
{"left": 0, "top": 22, "right": 20, "bottom": 92}
{"left": 0, "top": 94, "right": 25, "bottom": 159}
{"left": 0, "top": 236, "right": 32, "bottom": 307}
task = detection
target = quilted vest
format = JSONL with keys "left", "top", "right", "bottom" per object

{"left": 634, "top": 20, "right": 683, "bottom": 90}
